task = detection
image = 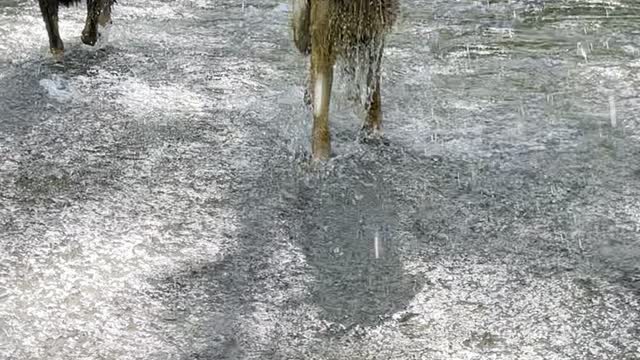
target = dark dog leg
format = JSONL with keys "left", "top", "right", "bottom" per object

{"left": 81, "top": 0, "right": 101, "bottom": 46}
{"left": 37, "top": 0, "right": 65, "bottom": 62}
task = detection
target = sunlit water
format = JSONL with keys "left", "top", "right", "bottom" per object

{"left": 1, "top": 0, "right": 639, "bottom": 359}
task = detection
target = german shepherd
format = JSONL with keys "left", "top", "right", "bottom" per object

{"left": 291, "top": 0, "right": 399, "bottom": 160}
{"left": 37, "top": 0, "right": 115, "bottom": 62}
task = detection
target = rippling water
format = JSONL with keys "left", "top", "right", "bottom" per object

{"left": 1, "top": 1, "right": 639, "bottom": 359}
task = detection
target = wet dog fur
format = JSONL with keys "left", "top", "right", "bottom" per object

{"left": 291, "top": 0, "right": 399, "bottom": 160}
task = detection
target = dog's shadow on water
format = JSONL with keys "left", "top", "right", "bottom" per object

{"left": 39, "top": 44, "right": 125, "bottom": 82}
{"left": 157, "top": 143, "right": 427, "bottom": 359}
{"left": 52, "top": 45, "right": 116, "bottom": 72}
{"left": 292, "top": 155, "right": 421, "bottom": 331}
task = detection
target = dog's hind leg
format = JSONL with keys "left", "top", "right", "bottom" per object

{"left": 291, "top": 0, "right": 310, "bottom": 55}
{"left": 38, "top": 0, "right": 64, "bottom": 61}
{"left": 81, "top": 0, "right": 101, "bottom": 46}
{"left": 97, "top": 0, "right": 113, "bottom": 27}
{"left": 310, "top": 1, "right": 335, "bottom": 160}
{"left": 293, "top": 0, "right": 312, "bottom": 108}
{"left": 94, "top": 0, "right": 114, "bottom": 45}
{"left": 362, "top": 40, "right": 385, "bottom": 137}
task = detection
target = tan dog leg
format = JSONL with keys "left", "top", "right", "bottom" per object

{"left": 310, "top": 1, "right": 334, "bottom": 160}
{"left": 310, "top": 61, "right": 334, "bottom": 160}
{"left": 291, "top": 0, "right": 310, "bottom": 54}
{"left": 363, "top": 43, "right": 384, "bottom": 136}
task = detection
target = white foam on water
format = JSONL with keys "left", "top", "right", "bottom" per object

{"left": 0, "top": 197, "right": 239, "bottom": 359}
{"left": 115, "top": 77, "right": 209, "bottom": 118}
{"left": 96, "top": 22, "right": 113, "bottom": 49}
{"left": 39, "top": 75, "right": 75, "bottom": 101}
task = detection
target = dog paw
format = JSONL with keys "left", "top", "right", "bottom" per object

{"left": 51, "top": 48, "right": 65, "bottom": 64}
{"left": 359, "top": 128, "right": 390, "bottom": 146}
{"left": 81, "top": 31, "right": 98, "bottom": 46}
{"left": 96, "top": 22, "right": 112, "bottom": 48}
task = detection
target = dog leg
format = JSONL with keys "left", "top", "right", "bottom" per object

{"left": 95, "top": 0, "right": 113, "bottom": 46}
{"left": 81, "top": 0, "right": 101, "bottom": 46}
{"left": 363, "top": 40, "right": 384, "bottom": 137}
{"left": 97, "top": 0, "right": 113, "bottom": 27}
{"left": 38, "top": 0, "right": 64, "bottom": 62}
{"left": 291, "top": 0, "right": 310, "bottom": 55}
{"left": 310, "top": 1, "right": 334, "bottom": 160}
{"left": 310, "top": 55, "right": 334, "bottom": 160}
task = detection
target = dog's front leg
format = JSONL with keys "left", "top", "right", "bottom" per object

{"left": 310, "top": 1, "right": 334, "bottom": 161}
{"left": 38, "top": 0, "right": 65, "bottom": 61}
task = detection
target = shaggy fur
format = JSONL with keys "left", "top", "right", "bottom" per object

{"left": 291, "top": 0, "right": 399, "bottom": 160}
{"left": 38, "top": 0, "right": 115, "bottom": 62}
